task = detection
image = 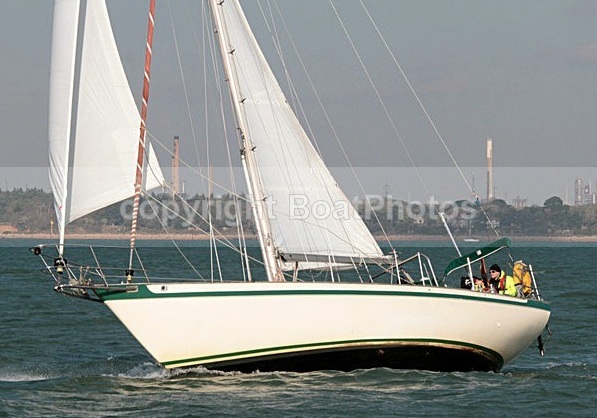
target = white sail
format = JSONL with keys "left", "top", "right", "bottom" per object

{"left": 48, "top": 0, "right": 164, "bottom": 228}
{"left": 48, "top": 0, "right": 80, "bottom": 235}
{"left": 220, "top": 1, "right": 384, "bottom": 268}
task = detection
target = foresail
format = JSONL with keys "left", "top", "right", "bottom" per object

{"left": 48, "top": 0, "right": 164, "bottom": 227}
{"left": 221, "top": 1, "right": 384, "bottom": 269}
{"left": 48, "top": 0, "right": 80, "bottom": 234}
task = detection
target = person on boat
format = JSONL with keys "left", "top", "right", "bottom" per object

{"left": 487, "top": 264, "right": 500, "bottom": 292}
{"left": 461, "top": 275, "right": 487, "bottom": 291}
{"left": 512, "top": 260, "right": 533, "bottom": 297}
{"left": 477, "top": 259, "right": 492, "bottom": 292}
{"left": 473, "top": 276, "right": 487, "bottom": 292}
{"left": 489, "top": 264, "right": 517, "bottom": 297}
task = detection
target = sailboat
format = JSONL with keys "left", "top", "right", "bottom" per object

{"left": 32, "top": 0, "right": 550, "bottom": 373}
{"left": 463, "top": 220, "right": 480, "bottom": 243}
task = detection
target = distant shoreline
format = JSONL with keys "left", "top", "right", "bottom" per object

{"left": 4, "top": 232, "right": 597, "bottom": 243}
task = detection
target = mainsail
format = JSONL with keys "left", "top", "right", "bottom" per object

{"left": 48, "top": 0, "right": 164, "bottom": 231}
{"left": 217, "top": 1, "right": 385, "bottom": 270}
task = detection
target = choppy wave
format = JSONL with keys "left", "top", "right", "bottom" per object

{"left": 1, "top": 242, "right": 595, "bottom": 417}
{"left": 0, "top": 371, "right": 52, "bottom": 382}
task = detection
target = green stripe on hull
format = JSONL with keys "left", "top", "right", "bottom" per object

{"left": 95, "top": 285, "right": 551, "bottom": 312}
{"left": 161, "top": 338, "right": 504, "bottom": 369}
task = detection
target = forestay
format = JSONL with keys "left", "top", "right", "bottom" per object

{"left": 220, "top": 1, "right": 385, "bottom": 270}
{"left": 48, "top": 0, "right": 164, "bottom": 229}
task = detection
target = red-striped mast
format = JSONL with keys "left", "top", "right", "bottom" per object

{"left": 128, "top": 0, "right": 156, "bottom": 279}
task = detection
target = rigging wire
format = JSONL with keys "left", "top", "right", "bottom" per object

{"left": 204, "top": 0, "right": 255, "bottom": 282}
{"left": 143, "top": 190, "right": 265, "bottom": 269}
{"left": 146, "top": 130, "right": 248, "bottom": 204}
{"left": 329, "top": 0, "right": 429, "bottom": 246}
{"left": 167, "top": 1, "right": 223, "bottom": 281}
{"left": 166, "top": 1, "right": 206, "bottom": 196}
{"left": 198, "top": 2, "right": 222, "bottom": 282}
{"left": 143, "top": 192, "right": 207, "bottom": 282}
{"left": 148, "top": 2, "right": 479, "bottom": 281}
{"left": 234, "top": 0, "right": 361, "bottom": 276}
{"left": 266, "top": 0, "right": 394, "bottom": 253}
{"left": 358, "top": 0, "right": 500, "bottom": 238}
{"left": 261, "top": 0, "right": 360, "bottom": 270}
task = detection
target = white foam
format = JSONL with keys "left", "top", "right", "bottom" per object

{"left": 0, "top": 372, "right": 51, "bottom": 382}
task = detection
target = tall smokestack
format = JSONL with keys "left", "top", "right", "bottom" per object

{"left": 172, "top": 136, "right": 180, "bottom": 196}
{"left": 486, "top": 137, "right": 493, "bottom": 201}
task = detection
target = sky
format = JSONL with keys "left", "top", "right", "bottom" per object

{"left": 1, "top": 0, "right": 596, "bottom": 205}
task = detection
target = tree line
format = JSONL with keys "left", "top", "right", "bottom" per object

{"left": 1, "top": 188, "right": 596, "bottom": 237}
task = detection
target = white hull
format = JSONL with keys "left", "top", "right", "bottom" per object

{"left": 98, "top": 282, "right": 550, "bottom": 372}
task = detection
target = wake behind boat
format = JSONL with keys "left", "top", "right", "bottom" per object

{"left": 32, "top": 0, "right": 550, "bottom": 373}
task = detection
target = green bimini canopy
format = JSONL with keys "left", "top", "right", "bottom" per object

{"left": 443, "top": 237, "right": 512, "bottom": 277}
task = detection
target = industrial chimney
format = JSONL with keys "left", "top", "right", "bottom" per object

{"left": 172, "top": 136, "right": 180, "bottom": 196}
{"left": 486, "top": 138, "right": 493, "bottom": 201}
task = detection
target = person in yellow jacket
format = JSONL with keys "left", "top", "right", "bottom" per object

{"left": 489, "top": 264, "right": 517, "bottom": 297}
{"left": 512, "top": 260, "right": 533, "bottom": 297}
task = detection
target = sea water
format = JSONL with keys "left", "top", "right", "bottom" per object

{"left": 0, "top": 238, "right": 595, "bottom": 417}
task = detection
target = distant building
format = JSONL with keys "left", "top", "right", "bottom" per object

{"left": 512, "top": 196, "right": 528, "bottom": 209}
{"left": 486, "top": 219, "right": 500, "bottom": 228}
{"left": 574, "top": 178, "right": 596, "bottom": 205}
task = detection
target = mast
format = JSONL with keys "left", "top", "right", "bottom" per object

{"left": 128, "top": 0, "right": 156, "bottom": 276}
{"left": 208, "top": 0, "right": 283, "bottom": 282}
